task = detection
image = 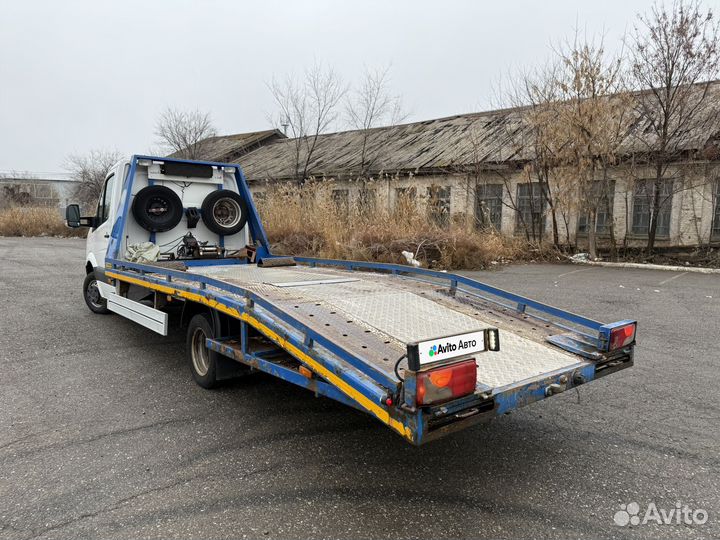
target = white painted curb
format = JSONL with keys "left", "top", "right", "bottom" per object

{"left": 570, "top": 259, "right": 720, "bottom": 274}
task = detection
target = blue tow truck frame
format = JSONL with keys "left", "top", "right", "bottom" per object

{"left": 98, "top": 155, "right": 635, "bottom": 445}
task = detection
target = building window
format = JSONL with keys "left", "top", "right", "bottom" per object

{"left": 357, "top": 187, "right": 376, "bottom": 215}
{"left": 427, "top": 185, "right": 451, "bottom": 226}
{"left": 332, "top": 189, "right": 349, "bottom": 216}
{"left": 475, "top": 184, "right": 503, "bottom": 230}
{"left": 516, "top": 182, "right": 546, "bottom": 234}
{"left": 578, "top": 180, "right": 615, "bottom": 235}
{"left": 631, "top": 179, "right": 673, "bottom": 237}
{"left": 712, "top": 180, "right": 720, "bottom": 239}
{"left": 34, "top": 184, "right": 52, "bottom": 200}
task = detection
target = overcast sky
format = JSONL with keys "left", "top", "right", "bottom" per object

{"left": 1, "top": 0, "right": 660, "bottom": 173}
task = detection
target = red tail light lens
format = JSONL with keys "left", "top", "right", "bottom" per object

{"left": 609, "top": 323, "right": 636, "bottom": 350}
{"left": 416, "top": 359, "right": 477, "bottom": 406}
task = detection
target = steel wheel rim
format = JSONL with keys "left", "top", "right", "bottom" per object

{"left": 86, "top": 279, "right": 103, "bottom": 308}
{"left": 191, "top": 327, "right": 210, "bottom": 376}
{"left": 147, "top": 196, "right": 170, "bottom": 223}
{"left": 212, "top": 198, "right": 241, "bottom": 228}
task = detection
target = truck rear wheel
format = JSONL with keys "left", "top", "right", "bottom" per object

{"left": 83, "top": 272, "right": 110, "bottom": 314}
{"left": 186, "top": 313, "right": 219, "bottom": 389}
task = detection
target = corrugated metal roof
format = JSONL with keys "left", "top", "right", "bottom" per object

{"left": 237, "top": 111, "right": 533, "bottom": 181}
{"left": 211, "top": 81, "right": 720, "bottom": 181}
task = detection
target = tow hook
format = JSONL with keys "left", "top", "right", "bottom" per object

{"left": 545, "top": 383, "right": 566, "bottom": 396}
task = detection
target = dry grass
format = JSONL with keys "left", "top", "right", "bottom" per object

{"left": 258, "top": 182, "right": 555, "bottom": 270}
{"left": 0, "top": 207, "right": 85, "bottom": 238}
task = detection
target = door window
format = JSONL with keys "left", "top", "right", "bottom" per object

{"left": 96, "top": 173, "right": 115, "bottom": 227}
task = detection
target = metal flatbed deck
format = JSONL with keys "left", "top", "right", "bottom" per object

{"left": 191, "top": 264, "right": 582, "bottom": 391}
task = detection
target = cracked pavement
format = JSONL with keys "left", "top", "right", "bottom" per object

{"left": 0, "top": 237, "right": 718, "bottom": 539}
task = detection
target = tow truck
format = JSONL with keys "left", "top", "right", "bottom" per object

{"left": 66, "top": 155, "right": 636, "bottom": 445}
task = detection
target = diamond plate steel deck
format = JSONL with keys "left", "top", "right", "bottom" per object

{"left": 279, "top": 300, "right": 405, "bottom": 370}
{"left": 190, "top": 264, "right": 582, "bottom": 388}
{"left": 193, "top": 265, "right": 344, "bottom": 284}
{"left": 324, "top": 291, "right": 481, "bottom": 343}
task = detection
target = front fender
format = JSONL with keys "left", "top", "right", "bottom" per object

{"left": 87, "top": 253, "right": 98, "bottom": 270}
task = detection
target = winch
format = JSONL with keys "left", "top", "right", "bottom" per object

{"left": 176, "top": 232, "right": 224, "bottom": 259}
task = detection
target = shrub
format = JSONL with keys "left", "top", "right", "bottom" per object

{"left": 0, "top": 207, "right": 85, "bottom": 238}
{"left": 257, "top": 181, "right": 553, "bottom": 270}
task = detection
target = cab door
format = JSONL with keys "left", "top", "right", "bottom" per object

{"left": 87, "top": 172, "right": 116, "bottom": 268}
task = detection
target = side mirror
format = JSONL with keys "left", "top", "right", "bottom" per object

{"left": 66, "top": 204, "right": 81, "bottom": 228}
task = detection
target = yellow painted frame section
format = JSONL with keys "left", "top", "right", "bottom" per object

{"left": 106, "top": 271, "right": 412, "bottom": 441}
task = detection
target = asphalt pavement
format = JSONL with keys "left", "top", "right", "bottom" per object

{"left": 0, "top": 237, "right": 718, "bottom": 540}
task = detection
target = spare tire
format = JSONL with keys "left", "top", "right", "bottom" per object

{"left": 201, "top": 190, "right": 249, "bottom": 235}
{"left": 132, "top": 185, "right": 184, "bottom": 233}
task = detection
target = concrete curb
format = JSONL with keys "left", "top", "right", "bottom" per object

{"left": 570, "top": 259, "right": 720, "bottom": 274}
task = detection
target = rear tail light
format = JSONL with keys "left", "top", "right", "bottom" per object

{"left": 416, "top": 359, "right": 477, "bottom": 406}
{"left": 609, "top": 323, "right": 636, "bottom": 350}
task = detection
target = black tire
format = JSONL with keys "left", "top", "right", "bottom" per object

{"left": 186, "top": 313, "right": 219, "bottom": 389}
{"left": 132, "top": 185, "right": 184, "bottom": 233}
{"left": 201, "top": 190, "right": 249, "bottom": 235}
{"left": 83, "top": 272, "right": 110, "bottom": 314}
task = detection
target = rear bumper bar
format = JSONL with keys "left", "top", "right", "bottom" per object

{"left": 418, "top": 351, "right": 634, "bottom": 444}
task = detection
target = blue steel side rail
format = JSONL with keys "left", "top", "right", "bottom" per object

{"left": 205, "top": 337, "right": 362, "bottom": 412}
{"left": 295, "top": 257, "right": 601, "bottom": 329}
{"left": 106, "top": 258, "right": 399, "bottom": 391}
{"left": 374, "top": 272, "right": 598, "bottom": 342}
{"left": 232, "top": 167, "right": 270, "bottom": 254}
{"left": 294, "top": 257, "right": 628, "bottom": 352}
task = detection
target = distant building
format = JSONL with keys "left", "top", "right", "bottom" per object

{"left": 0, "top": 173, "right": 80, "bottom": 212}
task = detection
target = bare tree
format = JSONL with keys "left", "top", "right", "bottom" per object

{"left": 499, "top": 63, "right": 565, "bottom": 246}
{"left": 552, "top": 35, "right": 631, "bottom": 259}
{"left": 629, "top": 0, "right": 720, "bottom": 252}
{"left": 65, "top": 149, "right": 123, "bottom": 209}
{"left": 345, "top": 66, "right": 408, "bottom": 176}
{"left": 268, "top": 62, "right": 347, "bottom": 183}
{"left": 155, "top": 107, "right": 217, "bottom": 159}
{"left": 452, "top": 124, "right": 523, "bottom": 238}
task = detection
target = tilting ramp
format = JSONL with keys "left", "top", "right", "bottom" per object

{"left": 191, "top": 264, "right": 582, "bottom": 390}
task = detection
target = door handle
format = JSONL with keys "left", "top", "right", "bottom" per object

{"left": 104, "top": 234, "right": 110, "bottom": 238}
